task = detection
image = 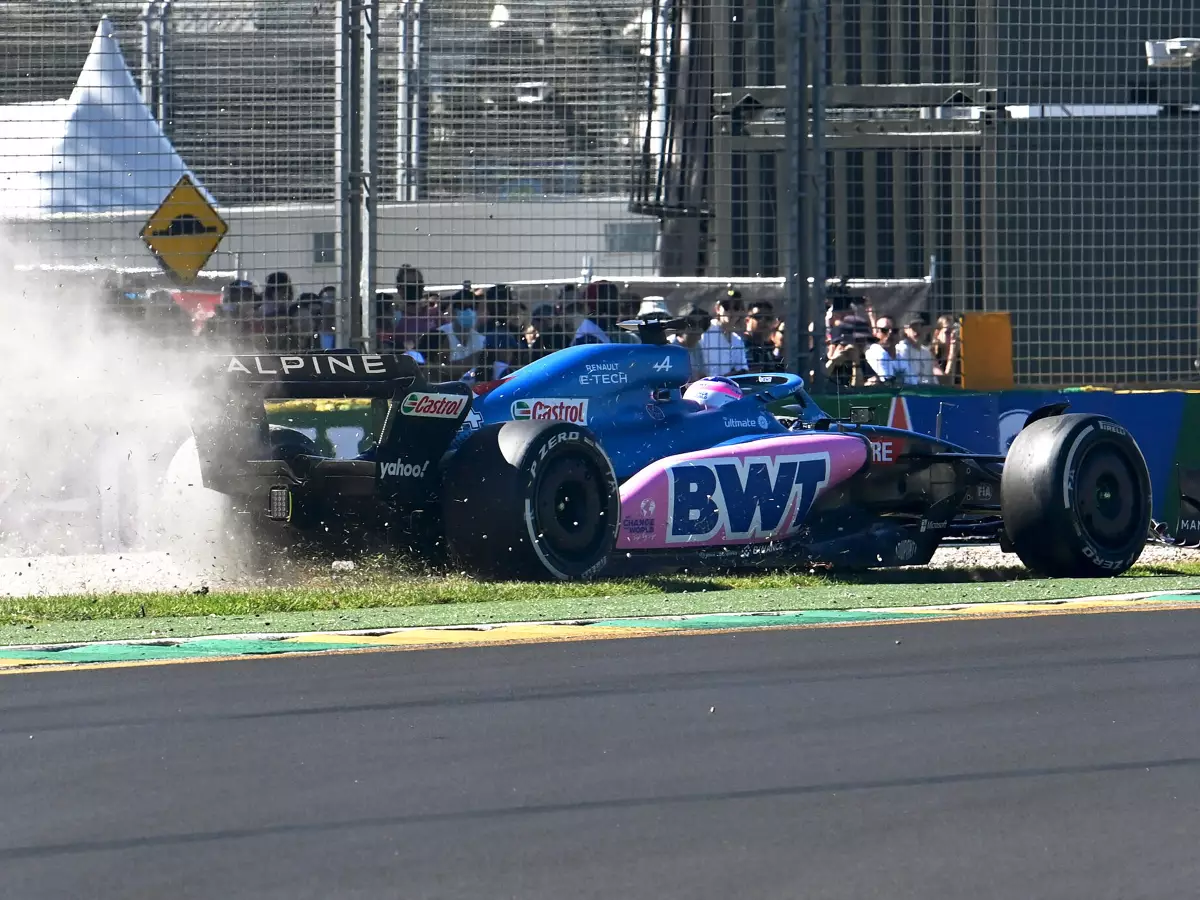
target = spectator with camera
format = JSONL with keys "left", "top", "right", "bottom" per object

{"left": 931, "top": 315, "right": 961, "bottom": 385}
{"left": 824, "top": 315, "right": 873, "bottom": 387}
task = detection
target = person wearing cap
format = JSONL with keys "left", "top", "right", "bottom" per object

{"left": 637, "top": 296, "right": 671, "bottom": 319}
{"left": 563, "top": 296, "right": 611, "bottom": 347}
{"left": 610, "top": 294, "right": 666, "bottom": 344}
{"left": 698, "top": 289, "right": 749, "bottom": 376}
{"left": 580, "top": 280, "right": 621, "bottom": 333}
{"left": 743, "top": 300, "right": 778, "bottom": 371}
{"left": 895, "top": 313, "right": 938, "bottom": 384}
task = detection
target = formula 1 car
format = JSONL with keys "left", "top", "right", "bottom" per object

{"left": 188, "top": 318, "right": 1152, "bottom": 580}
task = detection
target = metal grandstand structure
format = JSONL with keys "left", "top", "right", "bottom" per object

{"left": 0, "top": 0, "right": 644, "bottom": 206}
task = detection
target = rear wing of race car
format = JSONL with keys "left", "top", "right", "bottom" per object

{"left": 217, "top": 352, "right": 419, "bottom": 398}
{"left": 191, "top": 352, "right": 472, "bottom": 505}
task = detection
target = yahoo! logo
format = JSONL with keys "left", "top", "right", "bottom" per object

{"left": 666, "top": 453, "right": 830, "bottom": 543}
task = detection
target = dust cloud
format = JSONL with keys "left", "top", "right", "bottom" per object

{"left": 0, "top": 234, "right": 252, "bottom": 595}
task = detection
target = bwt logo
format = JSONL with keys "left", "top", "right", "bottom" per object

{"left": 666, "top": 453, "right": 830, "bottom": 544}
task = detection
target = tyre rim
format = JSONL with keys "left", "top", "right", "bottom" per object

{"left": 1073, "top": 445, "right": 1140, "bottom": 550}
{"left": 534, "top": 457, "right": 606, "bottom": 558}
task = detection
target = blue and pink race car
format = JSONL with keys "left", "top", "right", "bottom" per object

{"left": 191, "top": 317, "right": 1153, "bottom": 580}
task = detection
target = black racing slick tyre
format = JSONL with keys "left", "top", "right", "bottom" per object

{"left": 1001, "top": 413, "right": 1150, "bottom": 577}
{"left": 441, "top": 421, "right": 620, "bottom": 580}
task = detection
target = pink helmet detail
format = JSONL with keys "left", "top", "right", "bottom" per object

{"left": 684, "top": 376, "right": 744, "bottom": 410}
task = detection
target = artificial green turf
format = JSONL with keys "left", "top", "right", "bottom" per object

{"left": 1, "top": 564, "right": 1197, "bottom": 647}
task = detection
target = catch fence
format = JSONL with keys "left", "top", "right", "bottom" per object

{"left": 1, "top": 0, "right": 1198, "bottom": 386}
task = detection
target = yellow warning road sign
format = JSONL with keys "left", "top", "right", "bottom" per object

{"left": 140, "top": 175, "right": 228, "bottom": 285}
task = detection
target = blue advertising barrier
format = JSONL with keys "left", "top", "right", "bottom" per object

{"left": 895, "top": 391, "right": 1188, "bottom": 520}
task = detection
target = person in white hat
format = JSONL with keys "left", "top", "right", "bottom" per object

{"left": 614, "top": 296, "right": 673, "bottom": 344}
{"left": 637, "top": 296, "right": 671, "bottom": 318}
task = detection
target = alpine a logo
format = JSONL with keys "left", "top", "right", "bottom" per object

{"left": 666, "top": 453, "right": 830, "bottom": 544}
{"left": 512, "top": 398, "right": 589, "bottom": 423}
{"left": 226, "top": 354, "right": 388, "bottom": 376}
{"left": 401, "top": 392, "right": 468, "bottom": 419}
{"left": 380, "top": 460, "right": 430, "bottom": 479}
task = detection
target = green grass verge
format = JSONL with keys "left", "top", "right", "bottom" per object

{"left": 2, "top": 559, "right": 1198, "bottom": 647}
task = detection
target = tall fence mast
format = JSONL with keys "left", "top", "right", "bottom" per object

{"left": 807, "top": 0, "right": 828, "bottom": 392}
{"left": 335, "top": 0, "right": 378, "bottom": 351}
{"left": 784, "top": 0, "right": 812, "bottom": 383}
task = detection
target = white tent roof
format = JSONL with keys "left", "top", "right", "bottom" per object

{"left": 0, "top": 17, "right": 212, "bottom": 219}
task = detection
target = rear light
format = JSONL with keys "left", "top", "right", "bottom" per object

{"left": 267, "top": 486, "right": 292, "bottom": 522}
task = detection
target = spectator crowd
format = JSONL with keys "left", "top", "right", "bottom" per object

{"left": 823, "top": 289, "right": 960, "bottom": 387}
{"left": 143, "top": 264, "right": 960, "bottom": 388}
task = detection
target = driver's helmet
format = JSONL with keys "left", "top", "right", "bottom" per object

{"left": 684, "top": 376, "right": 744, "bottom": 410}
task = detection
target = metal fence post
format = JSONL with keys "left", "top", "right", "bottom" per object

{"left": 335, "top": 0, "right": 355, "bottom": 348}
{"left": 139, "top": 1, "right": 156, "bottom": 110}
{"left": 156, "top": 0, "right": 174, "bottom": 129}
{"left": 396, "top": 0, "right": 425, "bottom": 202}
{"left": 360, "top": 0, "right": 379, "bottom": 352}
{"left": 784, "top": 0, "right": 810, "bottom": 380}
{"left": 336, "top": 0, "right": 377, "bottom": 352}
{"left": 806, "top": 0, "right": 827, "bottom": 391}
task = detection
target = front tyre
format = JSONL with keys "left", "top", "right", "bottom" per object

{"left": 1001, "top": 413, "right": 1150, "bottom": 577}
{"left": 441, "top": 421, "right": 620, "bottom": 580}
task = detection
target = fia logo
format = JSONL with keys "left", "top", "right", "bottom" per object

{"left": 666, "top": 453, "right": 830, "bottom": 543}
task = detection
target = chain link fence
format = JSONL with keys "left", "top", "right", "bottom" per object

{"left": 805, "top": 0, "right": 1200, "bottom": 386}
{"left": 1, "top": 0, "right": 1198, "bottom": 386}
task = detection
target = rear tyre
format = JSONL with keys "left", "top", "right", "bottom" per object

{"left": 441, "top": 421, "right": 620, "bottom": 580}
{"left": 1001, "top": 413, "right": 1150, "bottom": 577}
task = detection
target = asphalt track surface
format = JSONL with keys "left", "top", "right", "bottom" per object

{"left": 4, "top": 610, "right": 1200, "bottom": 899}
